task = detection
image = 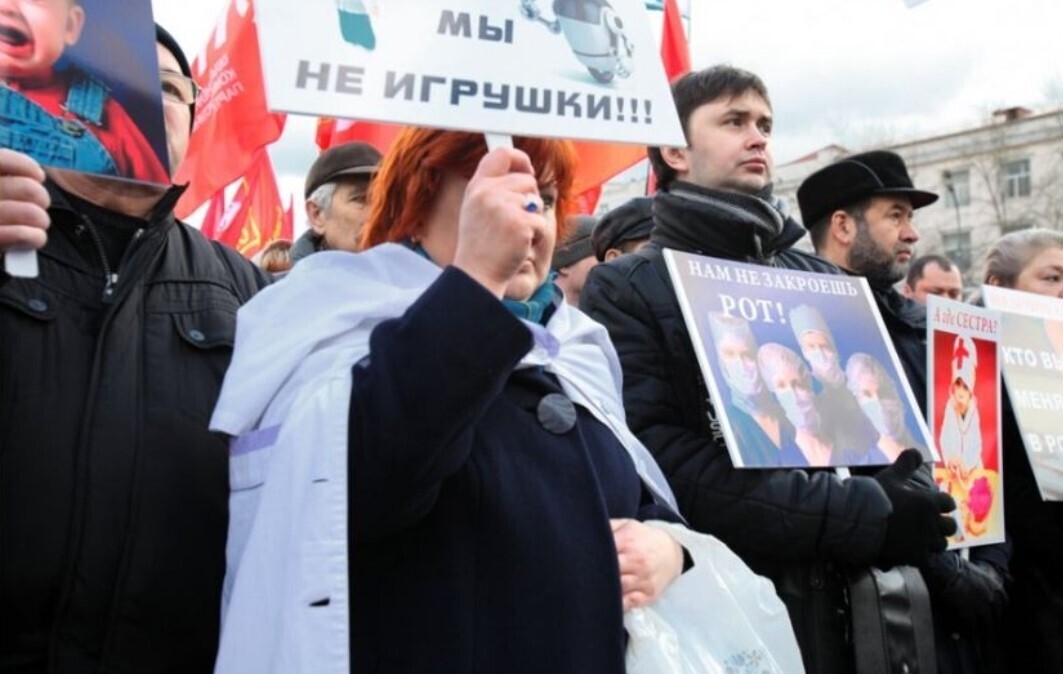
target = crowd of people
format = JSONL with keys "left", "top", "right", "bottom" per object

{"left": 1, "top": 24, "right": 1061, "bottom": 674}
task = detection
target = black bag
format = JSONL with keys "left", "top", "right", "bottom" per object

{"left": 847, "top": 565, "right": 938, "bottom": 674}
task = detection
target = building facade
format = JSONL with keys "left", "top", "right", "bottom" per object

{"left": 775, "top": 107, "right": 1063, "bottom": 281}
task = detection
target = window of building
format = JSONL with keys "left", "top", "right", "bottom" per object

{"left": 942, "top": 230, "right": 972, "bottom": 271}
{"left": 1001, "top": 159, "right": 1031, "bottom": 199}
{"left": 942, "top": 169, "right": 970, "bottom": 207}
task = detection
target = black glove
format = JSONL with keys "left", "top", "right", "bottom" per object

{"left": 874, "top": 448, "right": 958, "bottom": 568}
{"left": 922, "top": 551, "right": 1007, "bottom": 630}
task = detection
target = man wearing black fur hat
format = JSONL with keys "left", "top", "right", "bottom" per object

{"left": 582, "top": 65, "right": 956, "bottom": 673}
{"left": 0, "top": 26, "right": 270, "bottom": 673}
{"left": 798, "top": 151, "right": 1010, "bottom": 674}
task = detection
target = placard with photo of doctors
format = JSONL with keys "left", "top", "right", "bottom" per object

{"left": 664, "top": 250, "right": 937, "bottom": 469}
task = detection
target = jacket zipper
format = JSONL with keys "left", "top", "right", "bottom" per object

{"left": 76, "top": 214, "right": 144, "bottom": 303}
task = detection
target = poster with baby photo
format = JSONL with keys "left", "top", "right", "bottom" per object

{"left": 664, "top": 250, "right": 937, "bottom": 469}
{"left": 0, "top": 0, "right": 170, "bottom": 183}
{"left": 983, "top": 284, "right": 1063, "bottom": 501}
{"left": 926, "top": 296, "right": 1004, "bottom": 549}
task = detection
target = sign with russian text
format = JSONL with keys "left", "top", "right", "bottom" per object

{"left": 0, "top": 0, "right": 169, "bottom": 184}
{"left": 664, "top": 250, "right": 937, "bottom": 468}
{"left": 927, "top": 296, "right": 1004, "bottom": 548}
{"left": 983, "top": 285, "right": 1063, "bottom": 500}
{"left": 253, "top": 0, "right": 685, "bottom": 146}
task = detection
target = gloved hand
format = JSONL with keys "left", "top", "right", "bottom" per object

{"left": 922, "top": 551, "right": 1007, "bottom": 631}
{"left": 874, "top": 448, "right": 957, "bottom": 568}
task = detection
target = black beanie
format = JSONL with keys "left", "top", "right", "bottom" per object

{"left": 155, "top": 23, "right": 195, "bottom": 127}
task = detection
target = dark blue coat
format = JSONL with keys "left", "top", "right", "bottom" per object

{"left": 346, "top": 268, "right": 675, "bottom": 673}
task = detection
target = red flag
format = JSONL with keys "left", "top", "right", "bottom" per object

{"left": 281, "top": 196, "right": 294, "bottom": 239}
{"left": 646, "top": 0, "right": 691, "bottom": 195}
{"left": 212, "top": 149, "right": 289, "bottom": 258}
{"left": 660, "top": 0, "right": 691, "bottom": 81}
{"left": 315, "top": 117, "right": 402, "bottom": 154}
{"left": 573, "top": 185, "right": 602, "bottom": 215}
{"left": 174, "top": 0, "right": 286, "bottom": 219}
{"left": 571, "top": 0, "right": 691, "bottom": 205}
{"left": 199, "top": 189, "right": 227, "bottom": 239}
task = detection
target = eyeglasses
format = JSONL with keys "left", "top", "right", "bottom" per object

{"left": 161, "top": 71, "right": 200, "bottom": 105}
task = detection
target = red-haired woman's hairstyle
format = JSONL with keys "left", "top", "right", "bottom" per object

{"left": 361, "top": 128, "right": 577, "bottom": 249}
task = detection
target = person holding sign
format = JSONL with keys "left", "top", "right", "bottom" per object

{"left": 0, "top": 26, "right": 271, "bottom": 673}
{"left": 0, "top": 0, "right": 169, "bottom": 182}
{"left": 582, "top": 65, "right": 957, "bottom": 674}
{"left": 799, "top": 149, "right": 1011, "bottom": 674}
{"left": 983, "top": 228, "right": 1063, "bottom": 674}
{"left": 210, "top": 129, "right": 687, "bottom": 673}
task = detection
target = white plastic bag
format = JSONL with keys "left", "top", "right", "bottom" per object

{"left": 624, "top": 522, "right": 805, "bottom": 674}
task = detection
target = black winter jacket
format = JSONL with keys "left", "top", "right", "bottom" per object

{"left": 0, "top": 184, "right": 270, "bottom": 673}
{"left": 582, "top": 183, "right": 895, "bottom": 673}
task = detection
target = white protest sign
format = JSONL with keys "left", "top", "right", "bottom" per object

{"left": 983, "top": 284, "right": 1063, "bottom": 500}
{"left": 253, "top": 0, "right": 686, "bottom": 146}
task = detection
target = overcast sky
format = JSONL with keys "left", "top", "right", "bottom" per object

{"left": 153, "top": 0, "right": 1063, "bottom": 226}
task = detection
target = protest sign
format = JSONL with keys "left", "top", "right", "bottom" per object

{"left": 0, "top": 0, "right": 169, "bottom": 184}
{"left": 927, "top": 296, "right": 1005, "bottom": 548}
{"left": 253, "top": 0, "right": 685, "bottom": 146}
{"left": 983, "top": 285, "right": 1063, "bottom": 500}
{"left": 664, "top": 251, "right": 936, "bottom": 468}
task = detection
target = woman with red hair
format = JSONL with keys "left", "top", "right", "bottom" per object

{"left": 210, "top": 129, "right": 686, "bottom": 673}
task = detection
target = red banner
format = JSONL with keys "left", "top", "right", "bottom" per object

{"left": 315, "top": 117, "right": 402, "bottom": 153}
{"left": 174, "top": 0, "right": 285, "bottom": 219}
{"left": 199, "top": 189, "right": 227, "bottom": 239}
{"left": 211, "top": 149, "right": 290, "bottom": 258}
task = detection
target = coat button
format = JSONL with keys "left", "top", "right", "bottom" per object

{"left": 27, "top": 299, "right": 49, "bottom": 312}
{"left": 537, "top": 393, "right": 577, "bottom": 434}
{"left": 188, "top": 329, "right": 206, "bottom": 342}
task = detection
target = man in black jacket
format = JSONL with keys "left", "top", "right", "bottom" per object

{"left": 581, "top": 65, "right": 956, "bottom": 673}
{"left": 0, "top": 27, "right": 271, "bottom": 673}
{"left": 797, "top": 151, "right": 1010, "bottom": 674}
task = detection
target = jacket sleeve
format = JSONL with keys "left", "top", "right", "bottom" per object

{"left": 581, "top": 258, "right": 892, "bottom": 565}
{"left": 347, "top": 267, "right": 532, "bottom": 542}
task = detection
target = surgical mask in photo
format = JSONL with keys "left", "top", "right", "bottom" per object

{"left": 775, "top": 388, "right": 821, "bottom": 433}
{"left": 723, "top": 356, "right": 762, "bottom": 397}
{"left": 860, "top": 397, "right": 906, "bottom": 438}
{"left": 804, "top": 349, "right": 843, "bottom": 385}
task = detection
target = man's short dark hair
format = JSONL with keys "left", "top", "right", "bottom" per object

{"left": 906, "top": 254, "right": 955, "bottom": 288}
{"left": 648, "top": 65, "right": 771, "bottom": 192}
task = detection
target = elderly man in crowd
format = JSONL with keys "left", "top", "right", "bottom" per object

{"left": 293, "top": 141, "right": 382, "bottom": 263}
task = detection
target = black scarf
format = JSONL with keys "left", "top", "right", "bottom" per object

{"left": 651, "top": 181, "right": 803, "bottom": 263}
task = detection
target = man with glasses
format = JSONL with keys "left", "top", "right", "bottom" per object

{"left": 0, "top": 24, "right": 271, "bottom": 673}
